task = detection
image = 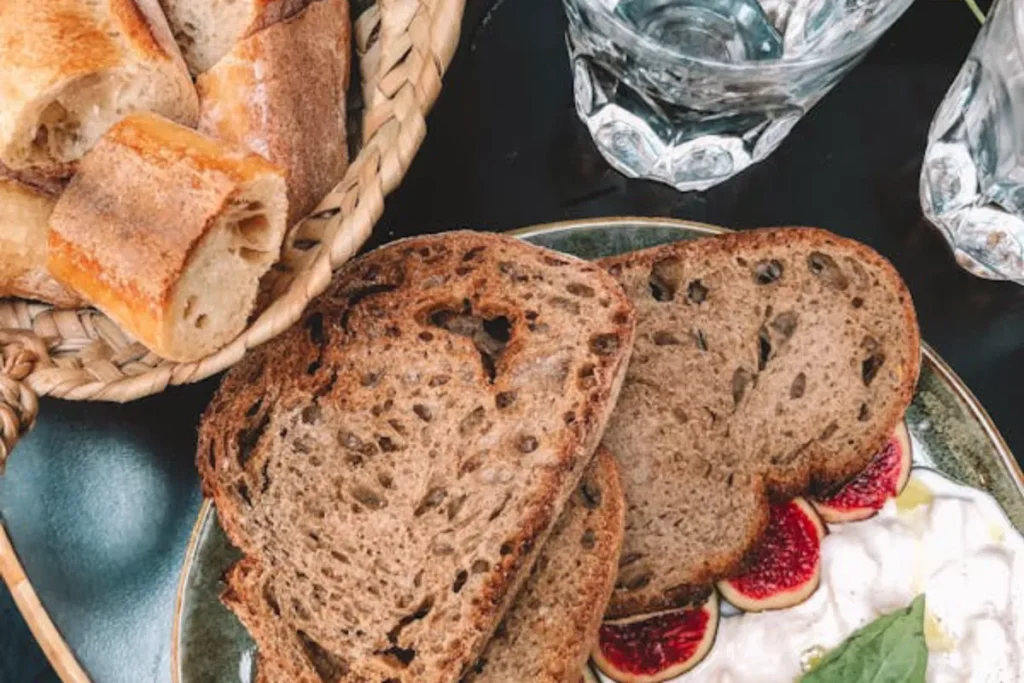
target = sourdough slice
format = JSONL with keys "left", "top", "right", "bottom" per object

{"left": 0, "top": 167, "right": 83, "bottom": 307}
{"left": 599, "top": 227, "right": 920, "bottom": 618}
{"left": 158, "top": 0, "right": 312, "bottom": 74}
{"left": 226, "top": 447, "right": 625, "bottom": 683}
{"left": 48, "top": 113, "right": 288, "bottom": 362}
{"left": 197, "top": 231, "right": 636, "bottom": 682}
{"left": 197, "top": 0, "right": 351, "bottom": 226}
{"left": 466, "top": 447, "right": 625, "bottom": 683}
{"left": 0, "top": 0, "right": 198, "bottom": 179}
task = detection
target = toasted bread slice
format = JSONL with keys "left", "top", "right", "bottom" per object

{"left": 198, "top": 231, "right": 636, "bottom": 681}
{"left": 599, "top": 227, "right": 919, "bottom": 618}
{"left": 467, "top": 447, "right": 625, "bottom": 683}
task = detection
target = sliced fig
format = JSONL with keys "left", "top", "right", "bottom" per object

{"left": 717, "top": 497, "right": 825, "bottom": 612}
{"left": 592, "top": 593, "right": 718, "bottom": 683}
{"left": 812, "top": 421, "right": 912, "bottom": 523}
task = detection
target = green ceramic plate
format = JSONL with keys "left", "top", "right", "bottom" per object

{"left": 172, "top": 218, "right": 1024, "bottom": 683}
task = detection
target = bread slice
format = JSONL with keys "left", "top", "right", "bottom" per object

{"left": 0, "top": 166, "right": 83, "bottom": 307}
{"left": 466, "top": 447, "right": 625, "bottom": 683}
{"left": 197, "top": 231, "right": 636, "bottom": 682}
{"left": 226, "top": 447, "right": 625, "bottom": 683}
{"left": 48, "top": 113, "right": 288, "bottom": 362}
{"left": 197, "top": 0, "right": 351, "bottom": 226}
{"left": 598, "top": 227, "right": 920, "bottom": 618}
{"left": 158, "top": 0, "right": 312, "bottom": 74}
{"left": 0, "top": 0, "right": 198, "bottom": 179}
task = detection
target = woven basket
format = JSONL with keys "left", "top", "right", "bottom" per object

{"left": 0, "top": 0, "right": 465, "bottom": 469}
{"left": 0, "top": 1, "right": 463, "bottom": 679}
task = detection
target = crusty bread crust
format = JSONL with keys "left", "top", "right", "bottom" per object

{"left": 600, "top": 227, "right": 920, "bottom": 618}
{"left": 159, "top": 0, "right": 314, "bottom": 74}
{"left": 198, "top": 0, "right": 351, "bottom": 226}
{"left": 0, "top": 0, "right": 198, "bottom": 178}
{"left": 198, "top": 231, "right": 636, "bottom": 682}
{"left": 467, "top": 447, "right": 625, "bottom": 683}
{"left": 47, "top": 113, "right": 287, "bottom": 361}
{"left": 0, "top": 171, "right": 84, "bottom": 308}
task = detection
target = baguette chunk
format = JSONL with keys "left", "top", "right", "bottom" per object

{"left": 0, "top": 0, "right": 198, "bottom": 179}
{"left": 599, "top": 228, "right": 920, "bottom": 618}
{"left": 198, "top": 0, "right": 351, "bottom": 226}
{"left": 48, "top": 113, "right": 287, "bottom": 362}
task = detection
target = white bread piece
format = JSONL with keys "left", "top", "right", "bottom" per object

{"left": 197, "top": 0, "right": 351, "bottom": 226}
{"left": 47, "top": 113, "right": 288, "bottom": 363}
{"left": 0, "top": 167, "right": 84, "bottom": 307}
{"left": 158, "top": 0, "right": 312, "bottom": 74}
{"left": 0, "top": 0, "right": 198, "bottom": 180}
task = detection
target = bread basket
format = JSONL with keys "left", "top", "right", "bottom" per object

{"left": 0, "top": 0, "right": 465, "bottom": 467}
{"left": 0, "top": 2, "right": 463, "bottom": 678}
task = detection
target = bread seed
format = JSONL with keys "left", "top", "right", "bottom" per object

{"left": 567, "top": 282, "right": 596, "bottom": 297}
{"left": 589, "top": 333, "right": 619, "bottom": 356}
{"left": 653, "top": 330, "right": 681, "bottom": 346}
{"left": 732, "top": 367, "right": 754, "bottom": 407}
{"left": 495, "top": 391, "right": 516, "bottom": 409}
{"left": 580, "top": 480, "right": 602, "bottom": 508}
{"left": 581, "top": 529, "right": 597, "bottom": 549}
{"left": 753, "top": 259, "right": 784, "bottom": 284}
{"left": 858, "top": 402, "right": 870, "bottom": 421}
{"left": 693, "top": 329, "right": 708, "bottom": 351}
{"left": 414, "top": 487, "right": 447, "bottom": 516}
{"left": 807, "top": 252, "right": 849, "bottom": 290}
{"left": 862, "top": 352, "right": 885, "bottom": 386}
{"left": 790, "top": 372, "right": 807, "bottom": 399}
{"left": 301, "top": 404, "right": 322, "bottom": 425}
{"left": 413, "top": 404, "right": 432, "bottom": 422}
{"left": 352, "top": 486, "right": 387, "bottom": 510}
{"left": 517, "top": 435, "right": 539, "bottom": 453}
{"left": 770, "top": 311, "right": 799, "bottom": 340}
{"left": 758, "top": 327, "right": 772, "bottom": 371}
{"left": 452, "top": 570, "right": 468, "bottom": 593}
{"left": 820, "top": 421, "right": 839, "bottom": 440}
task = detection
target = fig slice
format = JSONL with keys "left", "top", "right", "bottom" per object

{"left": 812, "top": 421, "right": 912, "bottom": 523}
{"left": 592, "top": 593, "right": 719, "bottom": 683}
{"left": 717, "top": 497, "right": 825, "bottom": 612}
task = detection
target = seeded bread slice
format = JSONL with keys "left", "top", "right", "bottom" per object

{"left": 599, "top": 227, "right": 920, "bottom": 619}
{"left": 198, "top": 231, "right": 636, "bottom": 682}
{"left": 466, "top": 447, "right": 625, "bottom": 683}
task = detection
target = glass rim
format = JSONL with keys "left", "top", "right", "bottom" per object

{"left": 567, "top": 0, "right": 920, "bottom": 71}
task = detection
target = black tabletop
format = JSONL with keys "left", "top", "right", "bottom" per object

{"left": 3, "top": 0, "right": 1022, "bottom": 680}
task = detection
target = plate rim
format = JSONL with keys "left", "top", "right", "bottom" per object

{"left": 170, "top": 216, "right": 1024, "bottom": 683}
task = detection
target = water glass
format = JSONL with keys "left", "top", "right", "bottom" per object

{"left": 565, "top": 0, "right": 918, "bottom": 191}
{"left": 921, "top": 0, "right": 1024, "bottom": 284}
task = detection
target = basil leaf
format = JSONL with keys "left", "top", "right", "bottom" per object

{"left": 801, "top": 594, "right": 928, "bottom": 683}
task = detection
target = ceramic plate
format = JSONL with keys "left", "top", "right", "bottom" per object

{"left": 172, "top": 218, "right": 1024, "bottom": 683}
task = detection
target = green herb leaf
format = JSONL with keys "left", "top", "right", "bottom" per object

{"left": 800, "top": 594, "right": 928, "bottom": 683}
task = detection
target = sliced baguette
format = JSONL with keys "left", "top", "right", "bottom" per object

{"left": 158, "top": 0, "right": 312, "bottom": 74}
{"left": 48, "top": 113, "right": 288, "bottom": 362}
{"left": 467, "top": 447, "right": 625, "bottom": 683}
{"left": 197, "top": 0, "right": 351, "bottom": 226}
{"left": 0, "top": 0, "right": 198, "bottom": 179}
{"left": 0, "top": 167, "right": 83, "bottom": 307}
{"left": 599, "top": 227, "right": 920, "bottom": 618}
{"left": 197, "top": 231, "right": 636, "bottom": 681}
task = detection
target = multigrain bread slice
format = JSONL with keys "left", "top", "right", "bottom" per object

{"left": 48, "top": 113, "right": 288, "bottom": 362}
{"left": 158, "top": 0, "right": 312, "bottom": 74}
{"left": 197, "top": 0, "right": 351, "bottom": 226}
{"left": 466, "top": 447, "right": 625, "bottom": 683}
{"left": 197, "top": 231, "right": 636, "bottom": 681}
{"left": 0, "top": 0, "right": 198, "bottom": 179}
{"left": 598, "top": 227, "right": 920, "bottom": 619}
{"left": 0, "top": 166, "right": 83, "bottom": 307}
{"left": 225, "top": 448, "right": 625, "bottom": 683}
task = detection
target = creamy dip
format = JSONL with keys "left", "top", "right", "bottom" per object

{"left": 599, "top": 468, "right": 1024, "bottom": 682}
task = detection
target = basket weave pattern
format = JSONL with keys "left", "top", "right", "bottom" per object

{"left": 0, "top": 0, "right": 465, "bottom": 472}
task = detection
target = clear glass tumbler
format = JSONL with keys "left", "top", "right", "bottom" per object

{"left": 921, "top": 0, "right": 1024, "bottom": 284}
{"left": 565, "top": 0, "right": 917, "bottom": 191}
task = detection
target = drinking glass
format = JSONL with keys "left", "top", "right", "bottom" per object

{"left": 921, "top": 0, "right": 1024, "bottom": 284}
{"left": 565, "top": 0, "right": 918, "bottom": 191}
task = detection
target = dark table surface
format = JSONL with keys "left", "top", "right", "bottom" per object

{"left": 3, "top": 0, "right": 1022, "bottom": 680}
